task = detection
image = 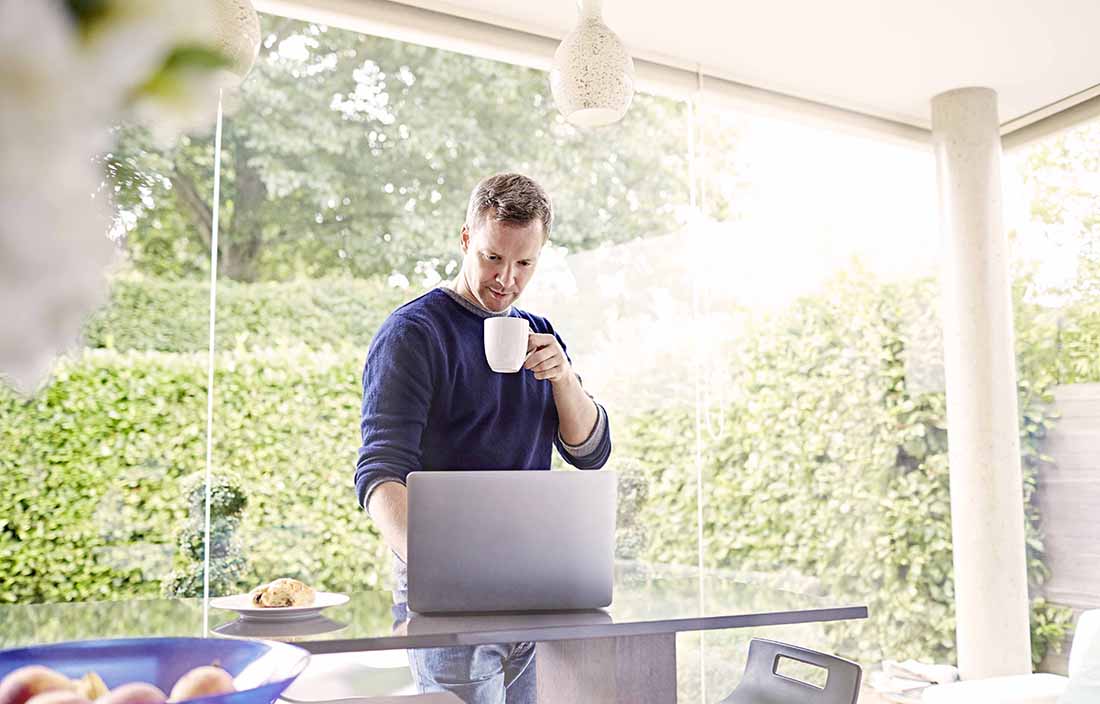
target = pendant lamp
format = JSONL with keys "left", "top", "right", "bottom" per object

{"left": 549, "top": 0, "right": 635, "bottom": 127}
{"left": 213, "top": 0, "right": 261, "bottom": 82}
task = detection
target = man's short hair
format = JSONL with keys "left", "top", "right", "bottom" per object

{"left": 465, "top": 173, "right": 553, "bottom": 241}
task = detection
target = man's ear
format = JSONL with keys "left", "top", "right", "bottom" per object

{"left": 460, "top": 225, "right": 470, "bottom": 254}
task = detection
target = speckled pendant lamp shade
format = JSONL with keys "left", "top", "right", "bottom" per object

{"left": 214, "top": 0, "right": 261, "bottom": 82}
{"left": 550, "top": 0, "right": 636, "bottom": 127}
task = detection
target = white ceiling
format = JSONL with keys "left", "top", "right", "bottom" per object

{"left": 388, "top": 0, "right": 1100, "bottom": 131}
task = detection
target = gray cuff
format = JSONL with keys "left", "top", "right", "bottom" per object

{"left": 559, "top": 403, "right": 606, "bottom": 458}
{"left": 362, "top": 477, "right": 407, "bottom": 513}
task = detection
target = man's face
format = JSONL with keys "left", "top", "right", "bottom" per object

{"left": 458, "top": 215, "right": 544, "bottom": 312}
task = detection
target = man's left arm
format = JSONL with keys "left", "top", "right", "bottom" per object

{"left": 552, "top": 371, "right": 599, "bottom": 444}
{"left": 525, "top": 332, "right": 611, "bottom": 468}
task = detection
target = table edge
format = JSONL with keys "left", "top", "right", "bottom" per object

{"left": 295, "top": 604, "right": 870, "bottom": 653}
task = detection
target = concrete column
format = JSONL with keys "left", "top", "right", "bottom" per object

{"left": 931, "top": 86, "right": 1032, "bottom": 678}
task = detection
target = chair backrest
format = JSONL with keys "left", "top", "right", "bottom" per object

{"left": 721, "top": 639, "right": 862, "bottom": 704}
{"left": 1069, "top": 609, "right": 1100, "bottom": 678}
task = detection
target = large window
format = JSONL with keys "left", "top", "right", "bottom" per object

{"left": 4, "top": 4, "right": 1089, "bottom": 700}
{"left": 0, "top": 119, "right": 216, "bottom": 640}
{"left": 1004, "top": 120, "right": 1100, "bottom": 674}
{"left": 194, "top": 16, "right": 693, "bottom": 601}
{"left": 531, "top": 106, "right": 944, "bottom": 697}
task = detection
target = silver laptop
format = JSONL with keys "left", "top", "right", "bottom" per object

{"left": 406, "top": 469, "right": 616, "bottom": 614}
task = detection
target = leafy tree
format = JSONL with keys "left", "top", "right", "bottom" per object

{"left": 1020, "top": 120, "right": 1100, "bottom": 300}
{"left": 107, "top": 15, "right": 742, "bottom": 282}
{"left": 1013, "top": 119, "right": 1100, "bottom": 383}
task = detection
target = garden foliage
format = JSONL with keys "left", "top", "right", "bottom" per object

{"left": 2, "top": 272, "right": 1096, "bottom": 664}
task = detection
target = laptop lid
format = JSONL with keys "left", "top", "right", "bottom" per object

{"left": 407, "top": 470, "right": 616, "bottom": 614}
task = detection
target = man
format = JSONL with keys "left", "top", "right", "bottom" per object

{"left": 355, "top": 172, "right": 612, "bottom": 703}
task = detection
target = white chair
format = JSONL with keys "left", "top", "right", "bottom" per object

{"left": 922, "top": 610, "right": 1100, "bottom": 704}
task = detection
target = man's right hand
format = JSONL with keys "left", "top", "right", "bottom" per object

{"left": 367, "top": 481, "right": 409, "bottom": 562}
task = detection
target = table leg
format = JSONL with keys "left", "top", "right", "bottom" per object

{"left": 535, "top": 633, "right": 677, "bottom": 704}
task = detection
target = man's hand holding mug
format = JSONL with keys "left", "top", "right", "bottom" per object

{"left": 523, "top": 333, "right": 571, "bottom": 384}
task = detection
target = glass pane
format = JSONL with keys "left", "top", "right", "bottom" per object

{"left": 198, "top": 10, "right": 692, "bottom": 696}
{"left": 1005, "top": 118, "right": 1100, "bottom": 676}
{"left": 689, "top": 107, "right": 943, "bottom": 699}
{"left": 0, "top": 115, "right": 215, "bottom": 642}
{"left": 203, "top": 10, "right": 693, "bottom": 577}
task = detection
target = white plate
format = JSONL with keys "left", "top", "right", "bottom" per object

{"left": 210, "top": 591, "right": 350, "bottom": 621}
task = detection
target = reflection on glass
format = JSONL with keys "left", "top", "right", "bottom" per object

{"left": 212, "top": 615, "right": 348, "bottom": 641}
{"left": 0, "top": 599, "right": 204, "bottom": 648}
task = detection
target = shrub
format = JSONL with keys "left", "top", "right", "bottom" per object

{"left": 1055, "top": 301, "right": 1100, "bottom": 383}
{"left": 614, "top": 271, "right": 1071, "bottom": 664}
{"left": 1, "top": 271, "right": 1090, "bottom": 664}
{"left": 0, "top": 346, "right": 389, "bottom": 604}
{"left": 0, "top": 351, "right": 208, "bottom": 603}
{"left": 83, "top": 275, "right": 409, "bottom": 353}
{"left": 163, "top": 474, "right": 249, "bottom": 597}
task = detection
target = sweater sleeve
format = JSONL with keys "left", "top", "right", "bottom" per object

{"left": 355, "top": 315, "right": 436, "bottom": 510}
{"left": 555, "top": 400, "right": 612, "bottom": 469}
{"left": 547, "top": 326, "right": 612, "bottom": 470}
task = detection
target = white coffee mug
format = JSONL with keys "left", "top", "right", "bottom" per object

{"left": 484, "top": 317, "right": 530, "bottom": 373}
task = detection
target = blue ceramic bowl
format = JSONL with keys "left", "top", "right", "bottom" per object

{"left": 0, "top": 637, "right": 310, "bottom": 704}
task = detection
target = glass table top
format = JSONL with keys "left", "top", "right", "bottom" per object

{"left": 0, "top": 562, "right": 867, "bottom": 653}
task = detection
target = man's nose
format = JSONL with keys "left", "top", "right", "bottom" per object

{"left": 496, "top": 266, "right": 515, "bottom": 289}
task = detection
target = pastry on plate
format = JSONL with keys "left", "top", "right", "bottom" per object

{"left": 248, "top": 577, "right": 316, "bottom": 607}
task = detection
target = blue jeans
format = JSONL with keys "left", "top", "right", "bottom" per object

{"left": 392, "top": 555, "right": 537, "bottom": 704}
{"left": 407, "top": 641, "right": 536, "bottom": 704}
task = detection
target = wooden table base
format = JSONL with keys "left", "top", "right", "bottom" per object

{"left": 535, "top": 633, "right": 678, "bottom": 704}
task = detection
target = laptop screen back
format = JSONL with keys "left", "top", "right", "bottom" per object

{"left": 406, "top": 470, "right": 616, "bottom": 614}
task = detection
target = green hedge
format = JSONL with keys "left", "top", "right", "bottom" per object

{"left": 83, "top": 274, "right": 1100, "bottom": 386}
{"left": 0, "top": 347, "right": 389, "bottom": 606}
{"left": 615, "top": 272, "right": 1070, "bottom": 665}
{"left": 1054, "top": 301, "right": 1100, "bottom": 383}
{"left": 3, "top": 272, "right": 1095, "bottom": 665}
{"left": 0, "top": 352, "right": 206, "bottom": 603}
{"left": 83, "top": 275, "right": 409, "bottom": 352}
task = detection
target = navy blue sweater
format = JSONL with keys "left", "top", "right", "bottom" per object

{"left": 355, "top": 288, "right": 612, "bottom": 509}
